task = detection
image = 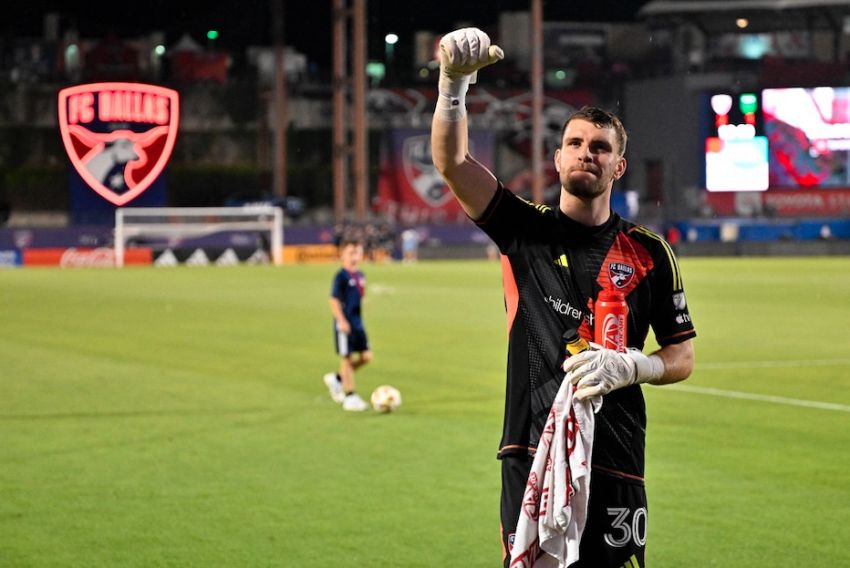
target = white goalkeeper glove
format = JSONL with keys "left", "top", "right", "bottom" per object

{"left": 562, "top": 344, "right": 665, "bottom": 401}
{"left": 435, "top": 28, "right": 504, "bottom": 122}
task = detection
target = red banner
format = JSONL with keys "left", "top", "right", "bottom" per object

{"left": 705, "top": 188, "right": 850, "bottom": 216}
{"left": 375, "top": 128, "right": 494, "bottom": 224}
{"left": 23, "top": 248, "right": 152, "bottom": 267}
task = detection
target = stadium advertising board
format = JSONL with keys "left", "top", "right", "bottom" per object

{"left": 704, "top": 86, "right": 850, "bottom": 216}
{"left": 58, "top": 82, "right": 179, "bottom": 207}
{"left": 22, "top": 247, "right": 152, "bottom": 267}
{"left": 762, "top": 87, "right": 850, "bottom": 188}
{"left": 704, "top": 92, "right": 769, "bottom": 192}
{"left": 699, "top": 187, "right": 850, "bottom": 217}
{"left": 0, "top": 249, "right": 21, "bottom": 268}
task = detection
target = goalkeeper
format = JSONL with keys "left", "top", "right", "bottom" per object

{"left": 430, "top": 28, "right": 696, "bottom": 567}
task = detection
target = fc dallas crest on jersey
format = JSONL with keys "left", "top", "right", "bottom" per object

{"left": 58, "top": 82, "right": 179, "bottom": 206}
{"left": 608, "top": 261, "right": 635, "bottom": 288}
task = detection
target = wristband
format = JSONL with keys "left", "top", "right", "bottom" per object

{"left": 435, "top": 72, "right": 472, "bottom": 122}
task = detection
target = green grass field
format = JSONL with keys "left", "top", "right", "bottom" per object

{"left": 2, "top": 257, "right": 849, "bottom": 567}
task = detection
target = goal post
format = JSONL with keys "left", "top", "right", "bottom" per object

{"left": 114, "top": 206, "right": 284, "bottom": 267}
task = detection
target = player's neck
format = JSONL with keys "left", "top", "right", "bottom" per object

{"left": 559, "top": 192, "right": 611, "bottom": 227}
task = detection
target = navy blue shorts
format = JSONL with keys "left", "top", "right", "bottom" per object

{"left": 333, "top": 323, "right": 369, "bottom": 356}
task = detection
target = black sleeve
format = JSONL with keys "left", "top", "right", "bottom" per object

{"left": 474, "top": 183, "right": 555, "bottom": 254}
{"left": 647, "top": 239, "right": 696, "bottom": 346}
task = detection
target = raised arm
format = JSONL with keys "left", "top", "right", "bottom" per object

{"left": 431, "top": 28, "right": 503, "bottom": 220}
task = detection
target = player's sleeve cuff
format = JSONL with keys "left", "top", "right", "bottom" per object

{"left": 472, "top": 182, "right": 508, "bottom": 225}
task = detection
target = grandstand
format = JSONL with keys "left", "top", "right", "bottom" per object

{"left": 1, "top": 1, "right": 849, "bottom": 265}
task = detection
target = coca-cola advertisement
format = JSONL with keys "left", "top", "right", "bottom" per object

{"left": 22, "top": 247, "right": 152, "bottom": 267}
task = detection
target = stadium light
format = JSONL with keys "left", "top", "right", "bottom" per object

{"left": 154, "top": 45, "right": 166, "bottom": 56}
{"left": 736, "top": 18, "right": 749, "bottom": 29}
{"left": 384, "top": 33, "right": 398, "bottom": 82}
{"left": 366, "top": 61, "right": 386, "bottom": 82}
{"left": 711, "top": 94, "right": 733, "bottom": 116}
{"left": 739, "top": 93, "right": 758, "bottom": 115}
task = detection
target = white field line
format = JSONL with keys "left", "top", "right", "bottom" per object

{"left": 697, "top": 358, "right": 850, "bottom": 370}
{"left": 666, "top": 384, "right": 850, "bottom": 413}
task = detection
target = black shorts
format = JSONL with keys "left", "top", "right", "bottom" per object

{"left": 500, "top": 456, "right": 647, "bottom": 568}
{"left": 333, "top": 323, "right": 369, "bottom": 356}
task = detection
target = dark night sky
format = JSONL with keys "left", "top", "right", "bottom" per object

{"left": 3, "top": 1, "right": 652, "bottom": 68}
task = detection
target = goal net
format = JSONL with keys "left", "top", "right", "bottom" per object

{"left": 114, "top": 206, "right": 284, "bottom": 267}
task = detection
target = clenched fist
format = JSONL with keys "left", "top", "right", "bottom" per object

{"left": 439, "top": 27, "right": 504, "bottom": 79}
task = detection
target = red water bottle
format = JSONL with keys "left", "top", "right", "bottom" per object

{"left": 594, "top": 290, "right": 628, "bottom": 352}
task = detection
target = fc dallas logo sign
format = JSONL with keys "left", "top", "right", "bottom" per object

{"left": 402, "top": 134, "right": 454, "bottom": 207}
{"left": 58, "top": 82, "right": 179, "bottom": 206}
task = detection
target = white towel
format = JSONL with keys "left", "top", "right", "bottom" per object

{"left": 508, "top": 381, "right": 600, "bottom": 568}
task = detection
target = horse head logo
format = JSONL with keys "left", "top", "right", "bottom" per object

{"left": 58, "top": 83, "right": 179, "bottom": 206}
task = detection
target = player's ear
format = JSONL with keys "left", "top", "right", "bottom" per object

{"left": 614, "top": 156, "right": 627, "bottom": 180}
{"left": 554, "top": 148, "right": 561, "bottom": 172}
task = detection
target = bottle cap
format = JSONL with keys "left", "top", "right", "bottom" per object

{"left": 562, "top": 328, "right": 579, "bottom": 343}
{"left": 563, "top": 328, "right": 590, "bottom": 356}
{"left": 597, "top": 289, "right": 625, "bottom": 302}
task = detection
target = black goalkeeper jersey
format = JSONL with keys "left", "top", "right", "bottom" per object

{"left": 477, "top": 184, "right": 696, "bottom": 479}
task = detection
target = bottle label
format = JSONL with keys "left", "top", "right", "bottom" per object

{"left": 566, "top": 338, "right": 590, "bottom": 356}
{"left": 599, "top": 312, "right": 626, "bottom": 352}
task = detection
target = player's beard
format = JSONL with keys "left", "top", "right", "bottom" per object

{"left": 561, "top": 166, "right": 609, "bottom": 199}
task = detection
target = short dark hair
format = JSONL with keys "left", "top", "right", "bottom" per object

{"left": 560, "top": 106, "right": 628, "bottom": 156}
{"left": 339, "top": 238, "right": 363, "bottom": 250}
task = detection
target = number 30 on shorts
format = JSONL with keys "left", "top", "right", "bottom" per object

{"left": 603, "top": 507, "right": 648, "bottom": 548}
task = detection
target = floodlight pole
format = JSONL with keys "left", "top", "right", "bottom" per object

{"left": 332, "top": 0, "right": 348, "bottom": 221}
{"left": 271, "top": 0, "right": 288, "bottom": 199}
{"left": 531, "top": 0, "right": 544, "bottom": 205}
{"left": 352, "top": 0, "right": 368, "bottom": 221}
{"left": 332, "top": 0, "right": 369, "bottom": 223}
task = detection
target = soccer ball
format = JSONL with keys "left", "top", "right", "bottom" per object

{"left": 370, "top": 385, "right": 402, "bottom": 413}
